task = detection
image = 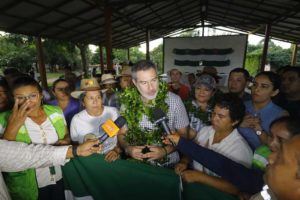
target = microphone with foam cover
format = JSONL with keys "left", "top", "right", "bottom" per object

{"left": 153, "top": 107, "right": 171, "bottom": 136}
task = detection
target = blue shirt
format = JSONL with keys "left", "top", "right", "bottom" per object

{"left": 48, "top": 98, "right": 80, "bottom": 128}
{"left": 238, "top": 100, "right": 285, "bottom": 150}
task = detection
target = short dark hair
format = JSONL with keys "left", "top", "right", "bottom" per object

{"left": 132, "top": 60, "right": 157, "bottom": 80}
{"left": 215, "top": 93, "right": 245, "bottom": 128}
{"left": 255, "top": 71, "right": 281, "bottom": 91}
{"left": 3, "top": 67, "right": 20, "bottom": 76}
{"left": 52, "top": 78, "right": 69, "bottom": 91}
{"left": 281, "top": 66, "right": 300, "bottom": 77}
{"left": 0, "top": 76, "right": 10, "bottom": 90}
{"left": 12, "top": 76, "right": 43, "bottom": 94}
{"left": 229, "top": 68, "right": 250, "bottom": 80}
{"left": 270, "top": 116, "right": 300, "bottom": 138}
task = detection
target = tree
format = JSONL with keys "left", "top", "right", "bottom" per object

{"left": 129, "top": 47, "right": 145, "bottom": 63}
{"left": 43, "top": 39, "right": 81, "bottom": 72}
{"left": 0, "top": 34, "right": 36, "bottom": 72}
{"left": 151, "top": 44, "right": 163, "bottom": 73}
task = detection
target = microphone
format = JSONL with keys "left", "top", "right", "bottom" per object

{"left": 153, "top": 107, "right": 176, "bottom": 147}
{"left": 153, "top": 107, "right": 171, "bottom": 137}
{"left": 95, "top": 116, "right": 126, "bottom": 146}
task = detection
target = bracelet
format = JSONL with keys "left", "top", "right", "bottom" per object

{"left": 72, "top": 146, "right": 78, "bottom": 157}
{"left": 162, "top": 146, "right": 168, "bottom": 156}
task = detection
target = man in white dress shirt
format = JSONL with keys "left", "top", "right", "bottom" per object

{"left": 0, "top": 139, "right": 100, "bottom": 200}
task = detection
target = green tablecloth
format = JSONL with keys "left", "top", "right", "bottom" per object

{"left": 182, "top": 182, "right": 238, "bottom": 200}
{"left": 62, "top": 155, "right": 238, "bottom": 200}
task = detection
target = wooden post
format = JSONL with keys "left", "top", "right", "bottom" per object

{"left": 146, "top": 29, "right": 150, "bottom": 60}
{"left": 105, "top": 6, "right": 113, "bottom": 71}
{"left": 127, "top": 48, "right": 130, "bottom": 61}
{"left": 77, "top": 43, "right": 88, "bottom": 78}
{"left": 291, "top": 43, "right": 298, "bottom": 66}
{"left": 99, "top": 45, "right": 104, "bottom": 74}
{"left": 260, "top": 24, "right": 271, "bottom": 72}
{"left": 35, "top": 36, "right": 48, "bottom": 90}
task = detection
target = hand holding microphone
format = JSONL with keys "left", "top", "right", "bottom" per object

{"left": 153, "top": 107, "right": 176, "bottom": 146}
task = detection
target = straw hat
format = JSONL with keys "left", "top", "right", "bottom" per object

{"left": 71, "top": 78, "right": 101, "bottom": 98}
{"left": 100, "top": 73, "right": 117, "bottom": 85}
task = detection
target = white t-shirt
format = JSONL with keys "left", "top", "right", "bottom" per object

{"left": 193, "top": 126, "right": 253, "bottom": 177}
{"left": 25, "top": 117, "right": 63, "bottom": 188}
{"left": 70, "top": 106, "right": 119, "bottom": 153}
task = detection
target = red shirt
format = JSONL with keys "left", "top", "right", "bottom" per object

{"left": 168, "top": 83, "right": 190, "bottom": 101}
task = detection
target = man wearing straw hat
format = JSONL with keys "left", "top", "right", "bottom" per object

{"left": 116, "top": 66, "right": 133, "bottom": 91}
{"left": 100, "top": 73, "right": 120, "bottom": 109}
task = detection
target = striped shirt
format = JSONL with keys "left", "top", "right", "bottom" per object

{"left": 0, "top": 140, "right": 69, "bottom": 200}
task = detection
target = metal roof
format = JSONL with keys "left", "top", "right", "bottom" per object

{"left": 0, "top": 0, "right": 299, "bottom": 48}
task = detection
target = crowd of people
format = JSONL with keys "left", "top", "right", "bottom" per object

{"left": 0, "top": 61, "right": 299, "bottom": 200}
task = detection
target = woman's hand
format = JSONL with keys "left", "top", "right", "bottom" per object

{"left": 162, "top": 132, "right": 180, "bottom": 146}
{"left": 104, "top": 149, "right": 120, "bottom": 162}
{"left": 3, "top": 100, "right": 33, "bottom": 140}
{"left": 181, "top": 170, "right": 203, "bottom": 183}
{"left": 239, "top": 114, "right": 255, "bottom": 128}
{"left": 174, "top": 162, "right": 188, "bottom": 175}
{"left": 9, "top": 99, "right": 33, "bottom": 128}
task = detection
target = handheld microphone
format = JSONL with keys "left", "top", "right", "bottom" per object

{"left": 153, "top": 107, "right": 171, "bottom": 137}
{"left": 95, "top": 116, "right": 126, "bottom": 146}
{"left": 153, "top": 107, "right": 176, "bottom": 147}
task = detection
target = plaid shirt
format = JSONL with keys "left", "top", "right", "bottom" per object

{"left": 139, "top": 92, "right": 189, "bottom": 131}
{"left": 126, "top": 91, "right": 189, "bottom": 167}
{"left": 102, "top": 92, "right": 120, "bottom": 110}
{"left": 188, "top": 100, "right": 212, "bottom": 133}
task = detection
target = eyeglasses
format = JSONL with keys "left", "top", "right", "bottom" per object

{"left": 14, "top": 93, "right": 39, "bottom": 102}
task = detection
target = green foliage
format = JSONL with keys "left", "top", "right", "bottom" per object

{"left": 0, "top": 34, "right": 82, "bottom": 73}
{"left": 0, "top": 34, "right": 36, "bottom": 72}
{"left": 118, "top": 81, "right": 168, "bottom": 146}
{"left": 43, "top": 39, "right": 81, "bottom": 70}
{"left": 151, "top": 44, "right": 163, "bottom": 73}
{"left": 245, "top": 39, "right": 298, "bottom": 75}
{"left": 128, "top": 47, "right": 145, "bottom": 63}
{"left": 91, "top": 46, "right": 145, "bottom": 65}
{"left": 245, "top": 54, "right": 261, "bottom": 76}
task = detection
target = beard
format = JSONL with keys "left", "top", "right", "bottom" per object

{"left": 141, "top": 90, "right": 158, "bottom": 101}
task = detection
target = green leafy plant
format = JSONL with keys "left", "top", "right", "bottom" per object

{"left": 118, "top": 80, "right": 169, "bottom": 146}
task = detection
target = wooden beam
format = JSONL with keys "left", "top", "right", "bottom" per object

{"left": 35, "top": 37, "right": 48, "bottom": 90}
{"left": 105, "top": 6, "right": 113, "bottom": 70}
{"left": 99, "top": 45, "right": 104, "bottom": 74}
{"left": 291, "top": 43, "right": 298, "bottom": 66}
{"left": 260, "top": 24, "right": 271, "bottom": 72}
